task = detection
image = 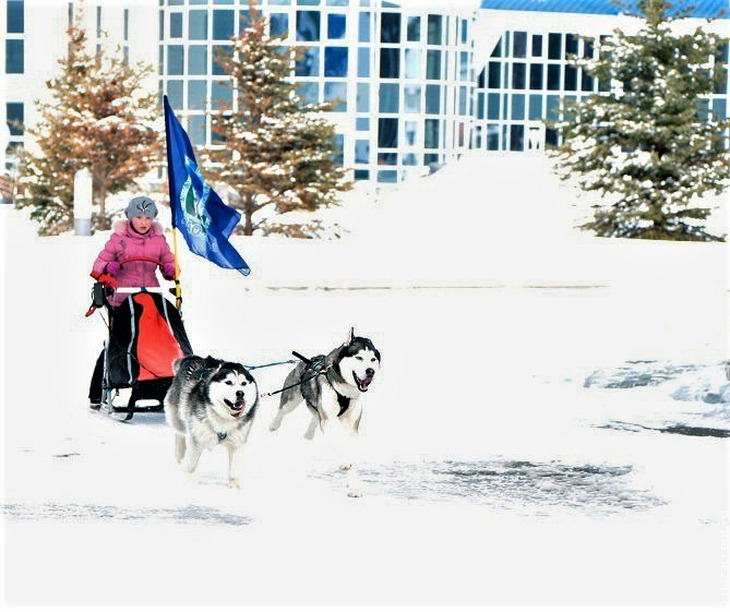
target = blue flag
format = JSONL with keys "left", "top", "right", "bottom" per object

{"left": 163, "top": 95, "right": 250, "bottom": 276}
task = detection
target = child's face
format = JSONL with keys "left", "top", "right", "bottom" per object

{"left": 131, "top": 215, "right": 153, "bottom": 234}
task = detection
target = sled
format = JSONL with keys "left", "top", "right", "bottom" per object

{"left": 92, "top": 262, "right": 193, "bottom": 421}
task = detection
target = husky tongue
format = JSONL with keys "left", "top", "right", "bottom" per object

{"left": 355, "top": 374, "right": 372, "bottom": 391}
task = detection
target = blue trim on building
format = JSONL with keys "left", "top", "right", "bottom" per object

{"left": 480, "top": 0, "right": 728, "bottom": 19}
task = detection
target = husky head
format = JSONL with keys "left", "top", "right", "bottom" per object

{"left": 336, "top": 329, "right": 381, "bottom": 393}
{"left": 205, "top": 359, "right": 259, "bottom": 420}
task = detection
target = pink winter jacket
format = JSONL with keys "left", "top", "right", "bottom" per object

{"left": 91, "top": 220, "right": 175, "bottom": 307}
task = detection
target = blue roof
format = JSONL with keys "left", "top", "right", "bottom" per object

{"left": 479, "top": 0, "right": 729, "bottom": 19}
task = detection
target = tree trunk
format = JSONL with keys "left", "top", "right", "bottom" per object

{"left": 243, "top": 194, "right": 254, "bottom": 236}
{"left": 98, "top": 179, "right": 108, "bottom": 230}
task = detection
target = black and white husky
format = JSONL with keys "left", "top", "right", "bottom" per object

{"left": 269, "top": 330, "right": 381, "bottom": 497}
{"left": 164, "top": 355, "right": 259, "bottom": 489}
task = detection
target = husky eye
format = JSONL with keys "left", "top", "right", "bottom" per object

{"left": 241, "top": 381, "right": 247, "bottom": 386}
{"left": 370, "top": 357, "right": 377, "bottom": 363}
{"left": 225, "top": 380, "right": 233, "bottom": 385}
{"left": 355, "top": 356, "right": 363, "bottom": 361}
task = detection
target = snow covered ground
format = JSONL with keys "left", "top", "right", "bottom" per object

{"left": 1, "top": 154, "right": 728, "bottom": 609}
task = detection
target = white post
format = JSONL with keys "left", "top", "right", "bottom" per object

{"left": 73, "top": 168, "right": 93, "bottom": 235}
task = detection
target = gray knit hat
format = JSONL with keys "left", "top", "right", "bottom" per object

{"left": 125, "top": 196, "right": 158, "bottom": 219}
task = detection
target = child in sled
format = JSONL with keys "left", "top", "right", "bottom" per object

{"left": 88, "top": 196, "right": 178, "bottom": 410}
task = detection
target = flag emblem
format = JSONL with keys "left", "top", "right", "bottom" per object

{"left": 180, "top": 156, "right": 212, "bottom": 237}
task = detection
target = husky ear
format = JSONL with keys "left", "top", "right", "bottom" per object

{"left": 347, "top": 327, "right": 355, "bottom": 344}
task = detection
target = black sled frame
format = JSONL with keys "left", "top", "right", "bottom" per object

{"left": 94, "top": 285, "right": 192, "bottom": 422}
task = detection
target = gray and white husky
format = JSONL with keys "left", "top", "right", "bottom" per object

{"left": 269, "top": 330, "right": 381, "bottom": 497}
{"left": 164, "top": 355, "right": 259, "bottom": 489}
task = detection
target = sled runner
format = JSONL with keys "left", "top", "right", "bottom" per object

{"left": 90, "top": 259, "right": 193, "bottom": 421}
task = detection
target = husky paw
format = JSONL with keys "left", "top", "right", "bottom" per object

{"left": 228, "top": 478, "right": 241, "bottom": 489}
{"left": 346, "top": 489, "right": 362, "bottom": 498}
{"left": 339, "top": 463, "right": 353, "bottom": 472}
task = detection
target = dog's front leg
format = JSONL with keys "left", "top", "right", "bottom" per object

{"left": 227, "top": 444, "right": 245, "bottom": 489}
{"left": 180, "top": 436, "right": 203, "bottom": 473}
{"left": 319, "top": 414, "right": 362, "bottom": 498}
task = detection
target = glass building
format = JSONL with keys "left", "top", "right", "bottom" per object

{"left": 3, "top": 0, "right": 728, "bottom": 184}
{"left": 158, "top": 0, "right": 476, "bottom": 183}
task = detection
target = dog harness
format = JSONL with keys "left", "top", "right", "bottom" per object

{"left": 300, "top": 356, "right": 351, "bottom": 417}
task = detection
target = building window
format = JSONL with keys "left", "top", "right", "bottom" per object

{"left": 380, "top": 48, "right": 399, "bottom": 78}
{"left": 211, "top": 80, "right": 232, "bottom": 109}
{"left": 270, "top": 13, "right": 288, "bottom": 38}
{"left": 487, "top": 62, "right": 500, "bottom": 89}
{"left": 296, "top": 10, "right": 320, "bottom": 42}
{"left": 239, "top": 9, "right": 251, "bottom": 30}
{"left": 212, "top": 45, "right": 231, "bottom": 75}
{"left": 404, "top": 49, "right": 421, "bottom": 79}
{"left": 548, "top": 33, "right": 561, "bottom": 60}
{"left": 547, "top": 64, "right": 560, "bottom": 90}
{"left": 511, "top": 93, "right": 525, "bottom": 120}
{"left": 529, "top": 94, "right": 542, "bottom": 120}
{"left": 380, "top": 12, "right": 400, "bottom": 43}
{"left": 189, "top": 45, "right": 207, "bottom": 75}
{"left": 510, "top": 125, "right": 524, "bottom": 151}
{"left": 170, "top": 13, "right": 183, "bottom": 38}
{"left": 6, "top": 103, "right": 23, "bottom": 135}
{"left": 379, "top": 83, "right": 399, "bottom": 113}
{"left": 427, "top": 15, "right": 442, "bottom": 45}
{"left": 358, "top": 12, "right": 370, "bottom": 42}
{"left": 530, "top": 64, "right": 543, "bottom": 89}
{"left": 325, "top": 82, "right": 347, "bottom": 111}
{"left": 295, "top": 47, "right": 320, "bottom": 76}
{"left": 356, "top": 82, "right": 369, "bottom": 112}
{"left": 566, "top": 34, "right": 578, "bottom": 57}
{"left": 424, "top": 118, "right": 439, "bottom": 148}
{"left": 5, "top": 40, "right": 24, "bottom": 74}
{"left": 404, "top": 85, "right": 421, "bottom": 113}
{"left": 425, "top": 84, "right": 440, "bottom": 115}
{"left": 426, "top": 50, "right": 441, "bottom": 80}
{"left": 188, "top": 115, "right": 206, "bottom": 146}
{"left": 513, "top": 31, "right": 527, "bottom": 58}
{"left": 404, "top": 120, "right": 418, "bottom": 146}
{"left": 328, "top": 14, "right": 346, "bottom": 39}
{"left": 378, "top": 118, "right": 398, "bottom": 148}
{"left": 407, "top": 16, "right": 420, "bottom": 42}
{"left": 297, "top": 81, "right": 319, "bottom": 104}
{"left": 512, "top": 63, "right": 526, "bottom": 89}
{"left": 188, "top": 80, "right": 207, "bottom": 109}
{"left": 487, "top": 93, "right": 500, "bottom": 120}
{"left": 167, "top": 81, "right": 183, "bottom": 109}
{"left": 213, "top": 10, "right": 234, "bottom": 40}
{"left": 324, "top": 47, "right": 347, "bottom": 77}
{"left": 377, "top": 170, "right": 397, "bottom": 183}
{"left": 356, "top": 118, "right": 369, "bottom": 131}
{"left": 355, "top": 139, "right": 369, "bottom": 164}
{"left": 357, "top": 47, "right": 370, "bottom": 77}
{"left": 190, "top": 11, "right": 208, "bottom": 40}
{"left": 167, "top": 45, "right": 184, "bottom": 75}
{"left": 564, "top": 65, "right": 577, "bottom": 91}
{"left": 531, "top": 34, "right": 543, "bottom": 57}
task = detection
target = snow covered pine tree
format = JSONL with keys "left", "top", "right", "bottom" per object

{"left": 16, "top": 12, "right": 161, "bottom": 235}
{"left": 552, "top": 0, "right": 730, "bottom": 241}
{"left": 205, "top": 6, "right": 351, "bottom": 237}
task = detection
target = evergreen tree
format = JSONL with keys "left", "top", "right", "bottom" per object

{"left": 16, "top": 15, "right": 162, "bottom": 235}
{"left": 552, "top": 0, "right": 730, "bottom": 241}
{"left": 205, "top": 8, "right": 351, "bottom": 237}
